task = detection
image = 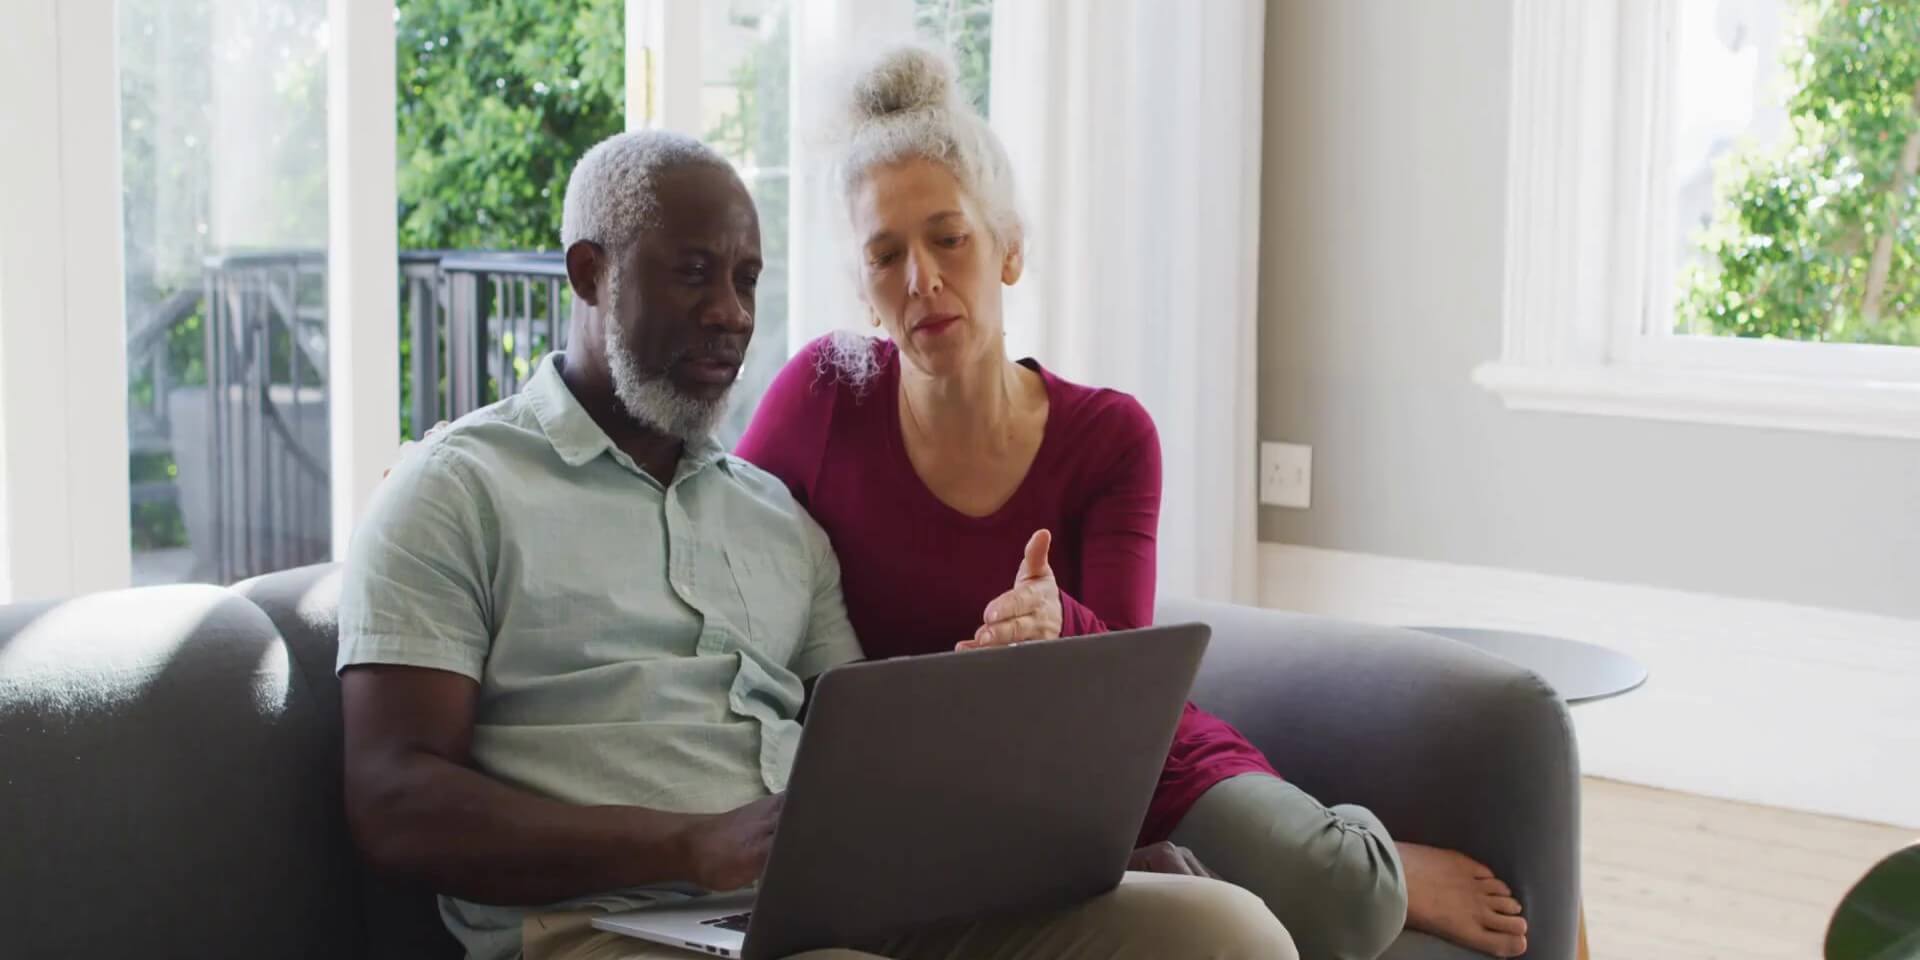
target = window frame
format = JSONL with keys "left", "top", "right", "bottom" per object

{"left": 0, "top": 0, "right": 133, "bottom": 600}
{"left": 1475, "top": 0, "right": 1920, "bottom": 440}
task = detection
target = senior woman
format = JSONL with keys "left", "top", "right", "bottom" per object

{"left": 735, "top": 45, "right": 1528, "bottom": 960}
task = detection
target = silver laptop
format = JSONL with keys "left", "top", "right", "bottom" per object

{"left": 590, "top": 623, "right": 1211, "bottom": 960}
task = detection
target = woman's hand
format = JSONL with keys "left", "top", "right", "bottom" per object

{"left": 959, "top": 530, "right": 1063, "bottom": 650}
{"left": 383, "top": 420, "right": 451, "bottom": 479}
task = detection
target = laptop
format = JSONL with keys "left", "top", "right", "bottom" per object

{"left": 590, "top": 623, "right": 1211, "bottom": 960}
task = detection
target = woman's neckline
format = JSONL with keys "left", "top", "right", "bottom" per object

{"left": 880, "top": 340, "right": 1060, "bottom": 526}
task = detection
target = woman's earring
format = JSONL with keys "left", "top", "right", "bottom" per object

{"left": 869, "top": 310, "right": 882, "bottom": 328}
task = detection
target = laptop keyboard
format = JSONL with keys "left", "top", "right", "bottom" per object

{"left": 701, "top": 912, "right": 753, "bottom": 933}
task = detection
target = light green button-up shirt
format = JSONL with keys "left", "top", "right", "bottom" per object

{"left": 337, "top": 353, "right": 862, "bottom": 960}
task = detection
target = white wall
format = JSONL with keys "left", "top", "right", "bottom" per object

{"left": 1256, "top": 0, "right": 1920, "bottom": 620}
{"left": 1263, "top": 543, "right": 1920, "bottom": 828}
{"left": 1253, "top": 0, "right": 1920, "bottom": 824}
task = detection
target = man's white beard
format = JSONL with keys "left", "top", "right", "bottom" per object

{"left": 602, "top": 265, "right": 730, "bottom": 442}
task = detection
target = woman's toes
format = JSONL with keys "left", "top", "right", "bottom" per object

{"left": 1479, "top": 876, "right": 1513, "bottom": 897}
{"left": 1484, "top": 910, "right": 1529, "bottom": 935}
{"left": 1489, "top": 895, "right": 1524, "bottom": 916}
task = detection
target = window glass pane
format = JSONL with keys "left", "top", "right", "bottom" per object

{"left": 393, "top": 0, "right": 624, "bottom": 438}
{"left": 1671, "top": 0, "right": 1919, "bottom": 347}
{"left": 701, "top": 0, "right": 792, "bottom": 447}
{"left": 914, "top": 0, "right": 994, "bottom": 116}
{"left": 120, "top": 0, "right": 332, "bottom": 585}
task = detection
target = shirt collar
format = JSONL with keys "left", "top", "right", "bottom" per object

{"left": 527, "top": 353, "right": 733, "bottom": 478}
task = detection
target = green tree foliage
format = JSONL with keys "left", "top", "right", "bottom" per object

{"left": 393, "top": 0, "right": 625, "bottom": 436}
{"left": 1680, "top": 0, "right": 1920, "bottom": 346}
{"left": 395, "top": 0, "right": 626, "bottom": 253}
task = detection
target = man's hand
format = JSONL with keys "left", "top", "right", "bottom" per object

{"left": 959, "top": 530, "right": 1063, "bottom": 650}
{"left": 1127, "top": 841, "right": 1220, "bottom": 879}
{"left": 678, "top": 794, "right": 786, "bottom": 892}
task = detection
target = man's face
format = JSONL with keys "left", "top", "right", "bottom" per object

{"left": 595, "top": 163, "right": 762, "bottom": 433}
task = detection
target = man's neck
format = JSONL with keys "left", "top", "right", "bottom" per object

{"left": 558, "top": 346, "right": 685, "bottom": 483}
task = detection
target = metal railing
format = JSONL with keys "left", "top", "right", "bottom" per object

{"left": 127, "top": 249, "right": 571, "bottom": 584}
{"left": 126, "top": 286, "right": 202, "bottom": 510}
{"left": 398, "top": 250, "right": 572, "bottom": 434}
{"left": 433, "top": 252, "right": 571, "bottom": 426}
{"left": 400, "top": 250, "right": 448, "bottom": 438}
{"left": 200, "top": 250, "right": 331, "bottom": 583}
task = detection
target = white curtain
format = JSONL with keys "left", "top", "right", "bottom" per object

{"left": 990, "top": 0, "right": 1265, "bottom": 604}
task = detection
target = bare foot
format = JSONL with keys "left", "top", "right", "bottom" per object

{"left": 1397, "top": 842, "right": 1529, "bottom": 958}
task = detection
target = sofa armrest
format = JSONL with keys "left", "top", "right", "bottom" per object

{"left": 1159, "top": 598, "right": 1581, "bottom": 960}
{"left": 236, "top": 562, "right": 463, "bottom": 960}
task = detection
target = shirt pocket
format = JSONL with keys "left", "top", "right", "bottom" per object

{"left": 723, "top": 545, "right": 811, "bottom": 668}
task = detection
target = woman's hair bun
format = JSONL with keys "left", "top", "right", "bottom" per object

{"left": 846, "top": 44, "right": 958, "bottom": 121}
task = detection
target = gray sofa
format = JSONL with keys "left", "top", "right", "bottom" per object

{"left": 0, "top": 563, "right": 1578, "bottom": 959}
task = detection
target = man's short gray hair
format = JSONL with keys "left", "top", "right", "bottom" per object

{"left": 559, "top": 129, "right": 732, "bottom": 254}
{"left": 831, "top": 44, "right": 1023, "bottom": 249}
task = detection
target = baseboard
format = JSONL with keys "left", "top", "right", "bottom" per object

{"left": 1257, "top": 543, "right": 1920, "bottom": 829}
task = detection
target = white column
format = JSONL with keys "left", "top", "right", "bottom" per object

{"left": 0, "top": 0, "right": 131, "bottom": 602}
{"left": 626, "top": 0, "right": 650, "bottom": 129}
{"left": 326, "top": 0, "right": 400, "bottom": 559}
{"left": 626, "top": 0, "right": 702, "bottom": 135}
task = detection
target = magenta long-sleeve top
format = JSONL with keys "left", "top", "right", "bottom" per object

{"left": 736, "top": 336, "right": 1278, "bottom": 843}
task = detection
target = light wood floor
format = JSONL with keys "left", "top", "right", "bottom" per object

{"left": 1581, "top": 778, "right": 1915, "bottom": 960}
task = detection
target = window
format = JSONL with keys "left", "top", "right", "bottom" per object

{"left": 1669, "top": 0, "right": 1917, "bottom": 349}
{"left": 119, "top": 0, "right": 335, "bottom": 585}
{"left": 696, "top": 1, "right": 793, "bottom": 446}
{"left": 4, "top": 0, "right": 998, "bottom": 597}
{"left": 391, "top": 0, "right": 625, "bottom": 440}
{"left": 1478, "top": 0, "right": 1920, "bottom": 440}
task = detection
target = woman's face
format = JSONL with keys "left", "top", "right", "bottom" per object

{"left": 849, "top": 157, "right": 1021, "bottom": 378}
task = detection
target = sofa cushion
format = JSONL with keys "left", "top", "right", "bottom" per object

{"left": 0, "top": 584, "right": 357, "bottom": 957}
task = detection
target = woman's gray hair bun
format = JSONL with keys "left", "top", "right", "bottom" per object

{"left": 846, "top": 44, "right": 958, "bottom": 120}
{"left": 830, "top": 42, "right": 1023, "bottom": 250}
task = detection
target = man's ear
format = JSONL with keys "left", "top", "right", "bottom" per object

{"left": 565, "top": 241, "right": 606, "bottom": 305}
{"left": 1001, "top": 238, "right": 1024, "bottom": 286}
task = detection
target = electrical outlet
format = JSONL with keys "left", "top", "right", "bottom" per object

{"left": 1259, "top": 442, "right": 1312, "bottom": 509}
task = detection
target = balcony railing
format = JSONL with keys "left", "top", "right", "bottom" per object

{"left": 201, "top": 250, "right": 330, "bottom": 583}
{"left": 422, "top": 251, "right": 572, "bottom": 428}
{"left": 132, "top": 249, "right": 572, "bottom": 584}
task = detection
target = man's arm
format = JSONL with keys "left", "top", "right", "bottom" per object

{"left": 342, "top": 663, "right": 781, "bottom": 905}
{"left": 787, "top": 511, "right": 866, "bottom": 683}
{"left": 342, "top": 445, "right": 777, "bottom": 905}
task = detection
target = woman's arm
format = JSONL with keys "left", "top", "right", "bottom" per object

{"left": 1057, "top": 397, "right": 1161, "bottom": 634}
{"left": 734, "top": 337, "right": 841, "bottom": 504}
{"left": 968, "top": 396, "right": 1162, "bottom": 645}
